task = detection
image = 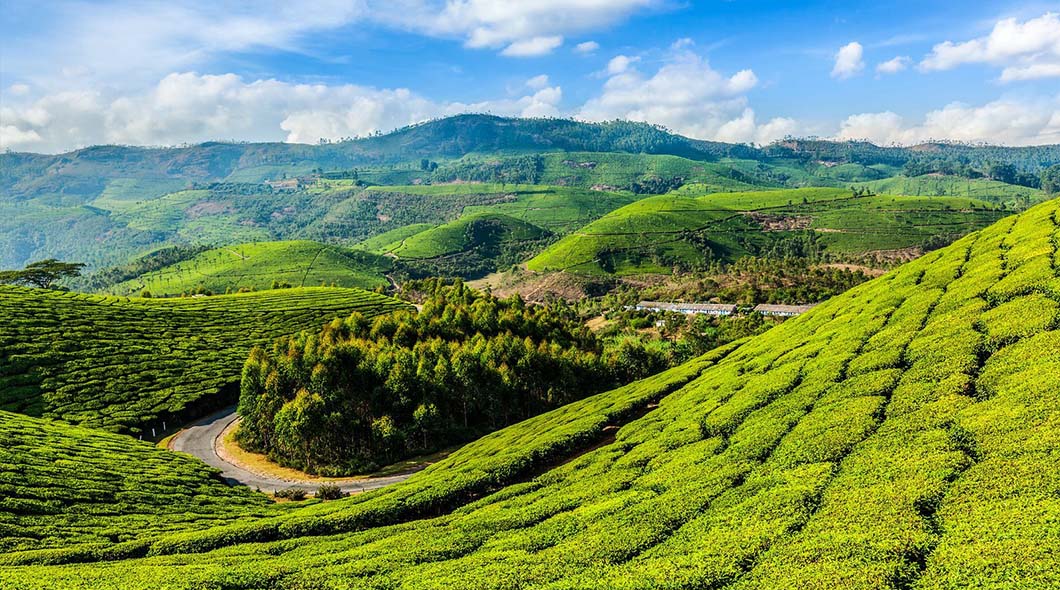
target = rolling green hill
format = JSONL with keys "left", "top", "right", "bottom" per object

{"left": 0, "top": 411, "right": 280, "bottom": 553}
{"left": 2, "top": 186, "right": 1059, "bottom": 589}
{"left": 106, "top": 240, "right": 391, "bottom": 296}
{"left": 383, "top": 213, "right": 550, "bottom": 259}
{"left": 0, "top": 286, "right": 408, "bottom": 433}
{"left": 858, "top": 174, "right": 1046, "bottom": 208}
{"left": 528, "top": 188, "right": 1006, "bottom": 274}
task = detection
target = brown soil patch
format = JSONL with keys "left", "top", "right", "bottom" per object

{"left": 744, "top": 211, "right": 813, "bottom": 231}
{"left": 186, "top": 201, "right": 232, "bottom": 218}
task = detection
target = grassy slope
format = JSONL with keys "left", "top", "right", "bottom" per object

{"left": 385, "top": 213, "right": 550, "bottom": 259}
{"left": 0, "top": 411, "right": 283, "bottom": 553}
{"left": 528, "top": 187, "right": 1005, "bottom": 274}
{"left": 0, "top": 286, "right": 408, "bottom": 432}
{"left": 106, "top": 240, "right": 391, "bottom": 295}
{"left": 354, "top": 224, "right": 436, "bottom": 254}
{"left": 4, "top": 199, "right": 1060, "bottom": 588}
{"left": 859, "top": 174, "right": 1046, "bottom": 207}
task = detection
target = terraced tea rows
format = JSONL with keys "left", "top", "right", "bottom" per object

{"left": 2, "top": 193, "right": 1057, "bottom": 589}
{"left": 0, "top": 286, "right": 408, "bottom": 433}
{"left": 106, "top": 240, "right": 391, "bottom": 296}
{"left": 0, "top": 411, "right": 279, "bottom": 553}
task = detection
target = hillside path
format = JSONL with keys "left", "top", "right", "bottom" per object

{"left": 169, "top": 407, "right": 422, "bottom": 494}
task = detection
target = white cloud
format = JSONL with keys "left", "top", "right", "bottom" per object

{"left": 836, "top": 96, "right": 1060, "bottom": 146}
{"left": 525, "top": 74, "right": 551, "bottom": 90}
{"left": 380, "top": 0, "right": 658, "bottom": 56}
{"left": 920, "top": 12, "right": 1060, "bottom": 81}
{"left": 832, "top": 42, "right": 865, "bottom": 79}
{"left": 876, "top": 56, "right": 910, "bottom": 75}
{"left": 500, "top": 36, "right": 563, "bottom": 57}
{"left": 578, "top": 45, "right": 793, "bottom": 143}
{"left": 7, "top": 84, "right": 32, "bottom": 97}
{"left": 575, "top": 41, "right": 600, "bottom": 53}
{"left": 0, "top": 72, "right": 564, "bottom": 153}
{"left": 715, "top": 109, "right": 800, "bottom": 144}
{"left": 606, "top": 55, "right": 639, "bottom": 75}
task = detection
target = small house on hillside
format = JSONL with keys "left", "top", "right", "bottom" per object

{"left": 265, "top": 178, "right": 302, "bottom": 191}
{"left": 753, "top": 303, "right": 817, "bottom": 317}
{"left": 635, "top": 301, "right": 737, "bottom": 316}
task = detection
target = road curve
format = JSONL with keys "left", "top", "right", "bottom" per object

{"left": 169, "top": 407, "right": 422, "bottom": 494}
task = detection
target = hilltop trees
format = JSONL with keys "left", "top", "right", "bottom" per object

{"left": 0, "top": 259, "right": 85, "bottom": 289}
{"left": 237, "top": 280, "right": 664, "bottom": 474}
{"left": 1043, "top": 164, "right": 1060, "bottom": 195}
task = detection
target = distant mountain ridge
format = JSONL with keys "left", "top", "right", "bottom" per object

{"left": 4, "top": 114, "right": 1059, "bottom": 203}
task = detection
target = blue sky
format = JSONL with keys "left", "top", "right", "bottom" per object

{"left": 2, "top": 0, "right": 1059, "bottom": 152}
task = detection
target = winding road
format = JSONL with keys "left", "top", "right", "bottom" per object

{"left": 169, "top": 407, "right": 422, "bottom": 494}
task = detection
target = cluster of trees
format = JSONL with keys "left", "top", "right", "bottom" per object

{"left": 430, "top": 154, "right": 544, "bottom": 184}
{"left": 237, "top": 280, "right": 668, "bottom": 474}
{"left": 902, "top": 159, "right": 1058, "bottom": 190}
{"left": 628, "top": 175, "right": 686, "bottom": 194}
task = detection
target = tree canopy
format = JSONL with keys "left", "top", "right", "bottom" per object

{"left": 0, "top": 259, "right": 85, "bottom": 289}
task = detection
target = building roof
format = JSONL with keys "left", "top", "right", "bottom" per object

{"left": 636, "top": 301, "right": 737, "bottom": 312}
{"left": 753, "top": 303, "right": 817, "bottom": 314}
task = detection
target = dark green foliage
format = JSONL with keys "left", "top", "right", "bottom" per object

{"left": 0, "top": 259, "right": 85, "bottom": 289}
{"left": 274, "top": 488, "right": 307, "bottom": 501}
{"left": 237, "top": 280, "right": 666, "bottom": 473}
{"left": 1042, "top": 164, "right": 1060, "bottom": 195}
{"left": 315, "top": 485, "right": 346, "bottom": 500}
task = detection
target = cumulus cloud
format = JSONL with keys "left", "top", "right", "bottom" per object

{"left": 876, "top": 56, "right": 910, "bottom": 75}
{"left": 577, "top": 44, "right": 795, "bottom": 143}
{"left": 500, "top": 36, "right": 563, "bottom": 57}
{"left": 575, "top": 41, "right": 600, "bottom": 53}
{"left": 0, "top": 72, "right": 563, "bottom": 152}
{"left": 836, "top": 96, "right": 1060, "bottom": 146}
{"left": 920, "top": 12, "right": 1060, "bottom": 81}
{"left": 525, "top": 75, "right": 551, "bottom": 90}
{"left": 606, "top": 55, "right": 639, "bottom": 75}
{"left": 832, "top": 42, "right": 865, "bottom": 79}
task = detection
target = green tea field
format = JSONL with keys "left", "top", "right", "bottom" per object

{"left": 0, "top": 286, "right": 409, "bottom": 433}
{"left": 106, "top": 240, "right": 391, "bottom": 296}
{"left": 2, "top": 188, "right": 1058, "bottom": 589}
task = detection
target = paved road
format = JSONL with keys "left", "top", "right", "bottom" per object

{"left": 169, "top": 407, "right": 421, "bottom": 494}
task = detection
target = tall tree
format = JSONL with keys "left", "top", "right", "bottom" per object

{"left": 0, "top": 259, "right": 85, "bottom": 289}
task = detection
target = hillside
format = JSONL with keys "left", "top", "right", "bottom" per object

{"left": 528, "top": 188, "right": 1006, "bottom": 274}
{"left": 106, "top": 240, "right": 391, "bottom": 296}
{"left": 384, "top": 213, "right": 549, "bottom": 259}
{"left": 0, "top": 411, "right": 280, "bottom": 553}
{"left": 858, "top": 174, "right": 1046, "bottom": 208}
{"left": 0, "top": 286, "right": 408, "bottom": 433}
{"left": 1, "top": 192, "right": 1058, "bottom": 588}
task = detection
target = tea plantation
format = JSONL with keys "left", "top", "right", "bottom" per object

{"left": 105, "top": 240, "right": 392, "bottom": 296}
{"left": 528, "top": 187, "right": 1006, "bottom": 274}
{"left": 0, "top": 286, "right": 409, "bottom": 433}
{"left": 2, "top": 191, "right": 1058, "bottom": 588}
{"left": 0, "top": 411, "right": 280, "bottom": 553}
